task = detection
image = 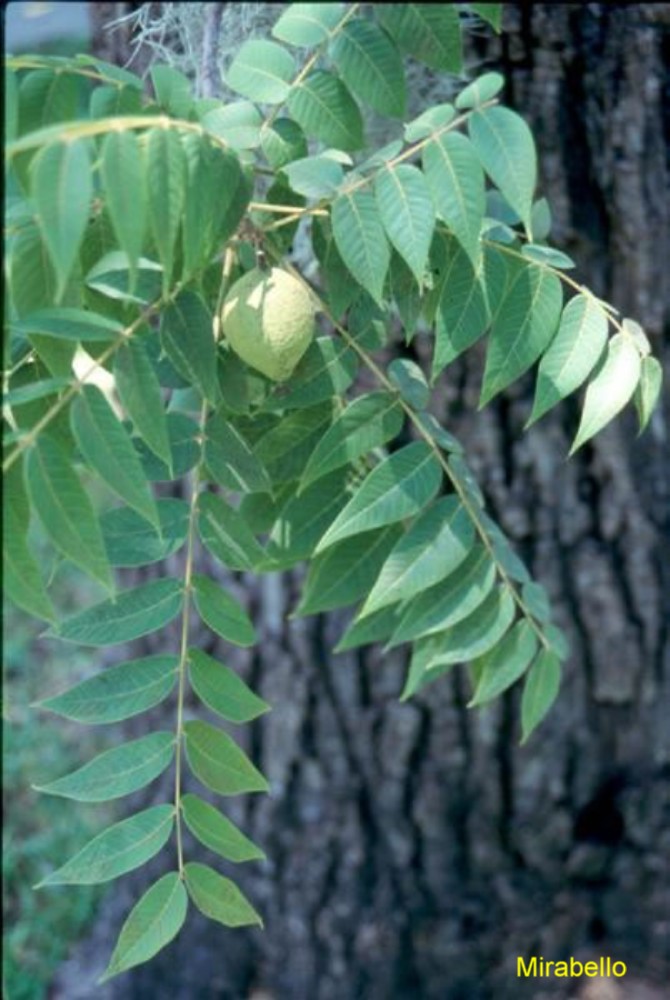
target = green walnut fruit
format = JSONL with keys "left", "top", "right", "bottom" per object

{"left": 221, "top": 266, "right": 316, "bottom": 382}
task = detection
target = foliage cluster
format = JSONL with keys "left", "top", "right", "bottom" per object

{"left": 3, "top": 1, "right": 661, "bottom": 982}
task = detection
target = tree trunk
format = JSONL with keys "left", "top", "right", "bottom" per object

{"left": 54, "top": 5, "right": 669, "bottom": 998}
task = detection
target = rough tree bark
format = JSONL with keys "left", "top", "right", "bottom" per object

{"left": 53, "top": 5, "right": 668, "bottom": 999}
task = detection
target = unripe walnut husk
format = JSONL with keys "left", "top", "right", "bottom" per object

{"left": 221, "top": 266, "right": 316, "bottom": 382}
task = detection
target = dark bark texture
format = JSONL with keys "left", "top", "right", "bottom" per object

{"left": 53, "top": 5, "right": 669, "bottom": 999}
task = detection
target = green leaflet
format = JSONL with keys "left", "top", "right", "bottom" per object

{"left": 262, "top": 337, "right": 358, "bottom": 412}
{"left": 151, "top": 64, "right": 193, "bottom": 117}
{"left": 188, "top": 649, "right": 270, "bottom": 724}
{"left": 160, "top": 292, "right": 219, "bottom": 406}
{"left": 25, "top": 432, "right": 113, "bottom": 592}
{"left": 4, "top": 377, "right": 72, "bottom": 407}
{"left": 569, "top": 333, "right": 642, "bottom": 454}
{"left": 470, "top": 4, "right": 503, "bottom": 32}
{"left": 101, "top": 130, "right": 146, "bottom": 282}
{"left": 3, "top": 457, "right": 56, "bottom": 623}
{"left": 455, "top": 71, "right": 504, "bottom": 111}
{"left": 102, "top": 499, "right": 190, "bottom": 567}
{"left": 184, "top": 863, "right": 262, "bottom": 927}
{"left": 469, "top": 621, "right": 539, "bottom": 706}
{"left": 300, "top": 392, "right": 403, "bottom": 490}
{"left": 147, "top": 127, "right": 186, "bottom": 292}
{"left": 378, "top": 4, "right": 462, "bottom": 74}
{"left": 260, "top": 117, "right": 308, "bottom": 168}
{"left": 315, "top": 441, "right": 442, "bottom": 553}
{"left": 198, "top": 492, "right": 267, "bottom": 571}
{"left": 227, "top": 40, "right": 296, "bottom": 104}
{"left": 296, "top": 524, "right": 403, "bottom": 616}
{"left": 184, "top": 721, "right": 269, "bottom": 796}
{"left": 192, "top": 574, "right": 256, "bottom": 647}
{"left": 522, "top": 244, "right": 575, "bottom": 269}
{"left": 404, "top": 103, "right": 455, "bottom": 143}
{"left": 334, "top": 604, "right": 400, "bottom": 653}
{"left": 331, "top": 189, "right": 391, "bottom": 306}
{"left": 204, "top": 414, "right": 271, "bottom": 493}
{"left": 31, "top": 138, "right": 92, "bottom": 298}
{"left": 521, "top": 650, "right": 562, "bottom": 743}
{"left": 521, "top": 581, "right": 552, "bottom": 623}
{"left": 387, "top": 359, "right": 430, "bottom": 410}
{"left": 202, "top": 102, "right": 263, "bottom": 151}
{"left": 51, "top": 578, "right": 183, "bottom": 646}
{"left": 272, "top": 3, "right": 344, "bottom": 47}
{"left": 36, "top": 805, "right": 174, "bottom": 886}
{"left": 114, "top": 338, "right": 172, "bottom": 469}
{"left": 428, "top": 234, "right": 490, "bottom": 379}
{"left": 359, "top": 496, "right": 475, "bottom": 617}
{"left": 35, "top": 731, "right": 175, "bottom": 802}
{"left": 266, "top": 468, "right": 350, "bottom": 569}
{"left": 86, "top": 253, "right": 163, "bottom": 306}
{"left": 423, "top": 132, "right": 484, "bottom": 269}
{"left": 388, "top": 544, "right": 496, "bottom": 648}
{"left": 330, "top": 18, "right": 406, "bottom": 118}
{"left": 71, "top": 385, "right": 160, "bottom": 530}
{"left": 11, "top": 307, "right": 123, "bottom": 342}
{"left": 528, "top": 293, "right": 609, "bottom": 425}
{"left": 181, "top": 794, "right": 265, "bottom": 863}
{"left": 480, "top": 258, "right": 563, "bottom": 406}
{"left": 182, "top": 135, "right": 243, "bottom": 277}
{"left": 100, "top": 872, "right": 188, "bottom": 982}
{"left": 36, "top": 654, "right": 179, "bottom": 724}
{"left": 389, "top": 252, "right": 423, "bottom": 335}
{"left": 634, "top": 356, "right": 662, "bottom": 434}
{"left": 254, "top": 402, "right": 334, "bottom": 484}
{"left": 402, "top": 587, "right": 515, "bottom": 699}
{"left": 287, "top": 70, "right": 364, "bottom": 151}
{"left": 375, "top": 164, "right": 435, "bottom": 283}
{"left": 480, "top": 512, "right": 531, "bottom": 583}
{"left": 136, "top": 412, "right": 200, "bottom": 482}
{"left": 469, "top": 106, "right": 537, "bottom": 233}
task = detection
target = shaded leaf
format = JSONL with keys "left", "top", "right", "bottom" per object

{"left": 634, "top": 355, "right": 662, "bottom": 434}
{"left": 469, "top": 620, "right": 538, "bottom": 706}
{"left": 12, "top": 307, "right": 123, "bottom": 342}
{"left": 114, "top": 337, "right": 172, "bottom": 468}
{"left": 315, "top": 441, "right": 442, "bottom": 553}
{"left": 136, "top": 413, "right": 200, "bottom": 482}
{"left": 260, "top": 117, "right": 308, "bottom": 169}
{"left": 334, "top": 604, "right": 400, "bottom": 653}
{"left": 160, "top": 292, "right": 219, "bottom": 405}
{"left": 181, "top": 794, "right": 265, "bottom": 863}
{"left": 36, "top": 805, "right": 174, "bottom": 886}
{"left": 3, "top": 457, "right": 56, "bottom": 622}
{"left": 198, "top": 492, "right": 266, "bottom": 571}
{"left": 184, "top": 721, "right": 269, "bottom": 795}
{"left": 102, "top": 499, "right": 190, "bottom": 567}
{"left": 480, "top": 259, "right": 562, "bottom": 406}
{"left": 387, "top": 359, "right": 429, "bottom": 409}
{"left": 101, "top": 130, "right": 146, "bottom": 280}
{"left": 188, "top": 648, "right": 270, "bottom": 723}
{"left": 300, "top": 391, "right": 403, "bottom": 490}
{"left": 265, "top": 468, "right": 350, "bottom": 569}
{"left": 388, "top": 544, "right": 496, "bottom": 648}
{"left": 184, "top": 863, "right": 262, "bottom": 927}
{"left": 296, "top": 523, "right": 403, "bottom": 616}
{"left": 360, "top": 496, "right": 475, "bottom": 616}
{"left": 521, "top": 650, "right": 561, "bottom": 743}
{"left": 192, "top": 574, "right": 256, "bottom": 647}
{"left": 204, "top": 414, "right": 271, "bottom": 493}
